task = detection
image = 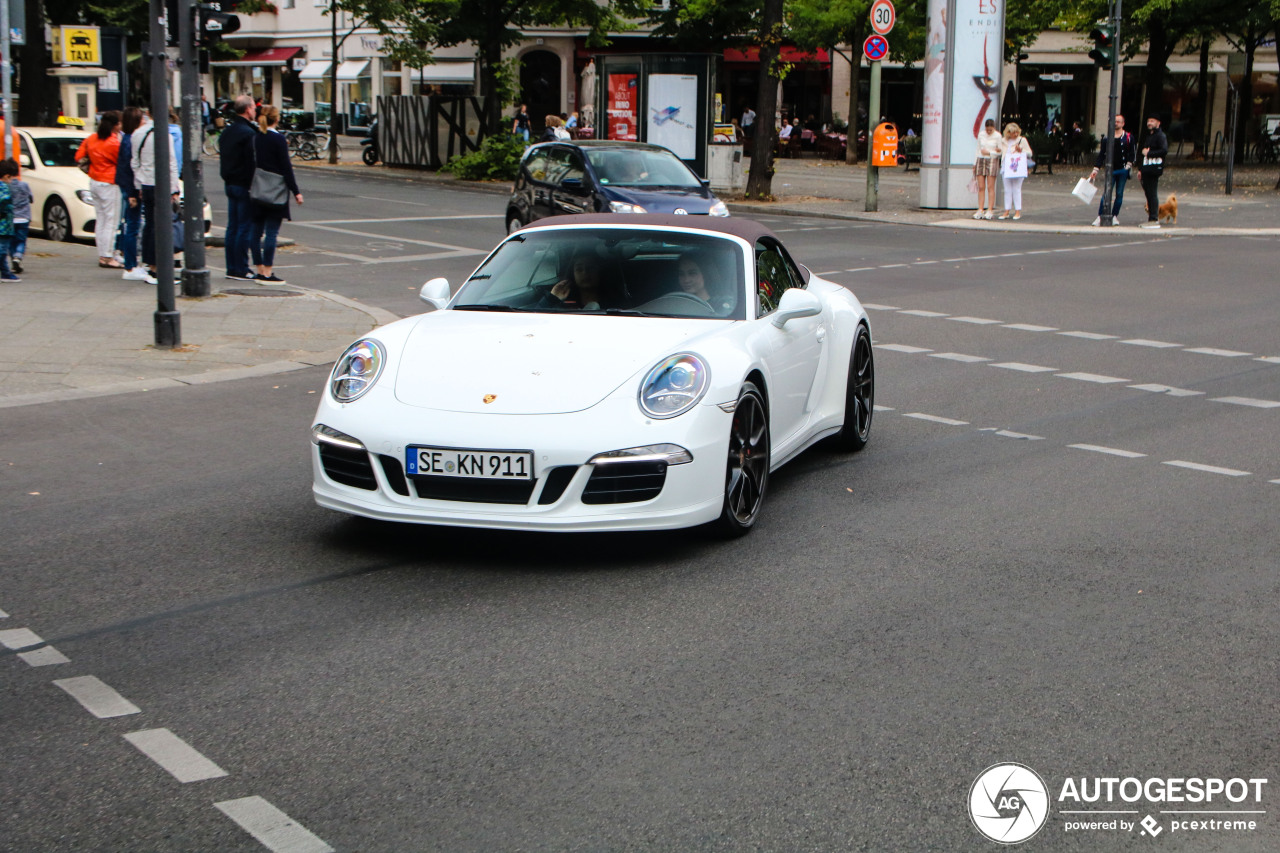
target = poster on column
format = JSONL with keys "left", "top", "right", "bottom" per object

{"left": 946, "top": 0, "right": 1003, "bottom": 165}
{"left": 920, "top": 0, "right": 948, "bottom": 166}
{"left": 646, "top": 74, "right": 698, "bottom": 159}
{"left": 607, "top": 73, "right": 638, "bottom": 141}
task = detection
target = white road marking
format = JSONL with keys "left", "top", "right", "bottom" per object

{"left": 994, "top": 430, "right": 1045, "bottom": 440}
{"left": 899, "top": 309, "right": 949, "bottom": 317}
{"left": 967, "top": 254, "right": 998, "bottom": 260}
{"left": 1184, "top": 347, "right": 1252, "bottom": 358}
{"left": 0, "top": 608, "right": 8, "bottom": 618}
{"left": 216, "top": 796, "right": 335, "bottom": 853}
{"left": 872, "top": 405, "right": 895, "bottom": 411}
{"left": 123, "top": 729, "right": 229, "bottom": 783}
{"left": 876, "top": 343, "right": 933, "bottom": 353}
{"left": 54, "top": 676, "right": 141, "bottom": 718}
{"left": 930, "top": 352, "right": 992, "bottom": 363}
{"left": 1059, "top": 331, "right": 1119, "bottom": 340}
{"left": 1024, "top": 249, "right": 1054, "bottom": 255}
{"left": 1210, "top": 396, "right": 1280, "bottom": 409}
{"left": 1120, "top": 338, "right": 1183, "bottom": 348}
{"left": 1257, "top": 356, "right": 1280, "bottom": 364}
{"left": 861, "top": 303, "right": 901, "bottom": 311}
{"left": 949, "top": 316, "right": 1003, "bottom": 324}
{"left": 1271, "top": 479, "right": 1280, "bottom": 484}
{"left": 1003, "top": 323, "right": 1058, "bottom": 332}
{"left": 943, "top": 257, "right": 967, "bottom": 262}
{"left": 905, "top": 413, "right": 969, "bottom": 426}
{"left": 1057, "top": 372, "right": 1130, "bottom": 384}
{"left": 1128, "top": 384, "right": 1205, "bottom": 397}
{"left": 992, "top": 362, "right": 1057, "bottom": 373}
{"left": 0, "top": 627, "right": 43, "bottom": 649}
{"left": 880, "top": 263, "right": 910, "bottom": 268}
{"left": 844, "top": 266, "right": 876, "bottom": 272}
{"left": 914, "top": 259, "right": 939, "bottom": 265}
{"left": 1163, "top": 460, "right": 1251, "bottom": 477}
{"left": 19, "top": 646, "right": 69, "bottom": 666}
{"left": 815, "top": 270, "right": 843, "bottom": 277}
{"left": 299, "top": 214, "right": 501, "bottom": 225}
{"left": 1068, "top": 444, "right": 1147, "bottom": 458}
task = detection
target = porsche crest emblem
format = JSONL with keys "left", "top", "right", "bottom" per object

{"left": 483, "top": 394, "right": 497, "bottom": 404}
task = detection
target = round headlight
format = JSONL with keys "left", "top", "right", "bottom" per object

{"left": 330, "top": 339, "right": 386, "bottom": 402}
{"left": 639, "top": 353, "right": 710, "bottom": 419}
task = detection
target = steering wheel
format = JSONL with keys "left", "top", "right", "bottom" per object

{"left": 638, "top": 291, "right": 717, "bottom": 317}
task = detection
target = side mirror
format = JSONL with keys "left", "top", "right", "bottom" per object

{"left": 770, "top": 287, "right": 821, "bottom": 328}
{"left": 19, "top": 154, "right": 33, "bottom": 170}
{"left": 419, "top": 277, "right": 451, "bottom": 310}
{"left": 699, "top": 178, "right": 711, "bottom": 188}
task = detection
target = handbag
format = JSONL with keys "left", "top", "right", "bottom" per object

{"left": 1071, "top": 178, "right": 1097, "bottom": 204}
{"left": 78, "top": 157, "right": 92, "bottom": 174}
{"left": 966, "top": 176, "right": 979, "bottom": 194}
{"left": 249, "top": 133, "right": 290, "bottom": 207}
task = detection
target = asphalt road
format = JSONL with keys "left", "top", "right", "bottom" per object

{"left": 2, "top": 170, "right": 1277, "bottom": 852}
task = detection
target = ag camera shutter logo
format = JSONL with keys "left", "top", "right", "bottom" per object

{"left": 969, "top": 763, "right": 1050, "bottom": 844}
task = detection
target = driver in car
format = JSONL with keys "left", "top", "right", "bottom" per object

{"left": 678, "top": 251, "right": 734, "bottom": 315}
{"left": 538, "top": 252, "right": 620, "bottom": 310}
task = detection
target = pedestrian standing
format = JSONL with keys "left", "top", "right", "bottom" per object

{"left": 972, "top": 118, "right": 1001, "bottom": 220}
{"left": 249, "top": 106, "right": 302, "bottom": 285}
{"left": 220, "top": 94, "right": 259, "bottom": 281}
{"left": 1089, "top": 114, "right": 1136, "bottom": 226}
{"left": 7, "top": 165, "right": 31, "bottom": 274}
{"left": 131, "top": 109, "right": 179, "bottom": 276}
{"left": 997, "top": 122, "right": 1033, "bottom": 220}
{"left": 116, "top": 107, "right": 153, "bottom": 283}
{"left": 1139, "top": 115, "right": 1167, "bottom": 229}
{"left": 512, "top": 104, "right": 531, "bottom": 142}
{"left": 167, "top": 107, "right": 184, "bottom": 179}
{"left": 741, "top": 106, "right": 756, "bottom": 139}
{"left": 0, "top": 158, "right": 18, "bottom": 282}
{"left": 75, "top": 111, "right": 124, "bottom": 268}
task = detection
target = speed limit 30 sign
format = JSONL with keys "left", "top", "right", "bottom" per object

{"left": 870, "top": 0, "right": 895, "bottom": 35}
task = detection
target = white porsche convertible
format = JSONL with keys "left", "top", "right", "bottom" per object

{"left": 311, "top": 215, "right": 874, "bottom": 535}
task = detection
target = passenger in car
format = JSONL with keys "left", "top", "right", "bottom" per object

{"left": 538, "top": 252, "right": 620, "bottom": 310}
{"left": 678, "top": 250, "right": 734, "bottom": 315}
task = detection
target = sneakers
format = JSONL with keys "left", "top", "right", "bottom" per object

{"left": 972, "top": 211, "right": 984, "bottom": 220}
{"left": 256, "top": 274, "right": 287, "bottom": 285}
{"left": 123, "top": 267, "right": 157, "bottom": 283}
{"left": 1091, "top": 216, "right": 1101, "bottom": 227}
{"left": 983, "top": 212, "right": 994, "bottom": 220}
{"left": 224, "top": 271, "right": 257, "bottom": 281}
{"left": 1140, "top": 221, "right": 1160, "bottom": 229}
{"left": 997, "top": 211, "right": 1010, "bottom": 220}
{"left": 1012, "top": 212, "right": 1022, "bottom": 220}
{"left": 12, "top": 258, "right": 22, "bottom": 274}
{"left": 2, "top": 274, "right": 20, "bottom": 282}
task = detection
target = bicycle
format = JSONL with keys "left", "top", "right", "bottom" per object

{"left": 202, "top": 126, "right": 222, "bottom": 156}
{"left": 286, "top": 130, "right": 319, "bottom": 160}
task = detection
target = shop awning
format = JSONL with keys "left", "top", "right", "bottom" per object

{"left": 211, "top": 46, "right": 302, "bottom": 67}
{"left": 335, "top": 59, "right": 370, "bottom": 81}
{"left": 298, "top": 60, "right": 331, "bottom": 81}
{"left": 723, "top": 47, "right": 829, "bottom": 65}
{"left": 415, "top": 61, "right": 475, "bottom": 83}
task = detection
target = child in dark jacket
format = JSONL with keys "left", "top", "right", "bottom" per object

{"left": 0, "top": 158, "right": 19, "bottom": 282}
{"left": 8, "top": 168, "right": 32, "bottom": 274}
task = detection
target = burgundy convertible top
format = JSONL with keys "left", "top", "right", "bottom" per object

{"left": 523, "top": 214, "right": 782, "bottom": 246}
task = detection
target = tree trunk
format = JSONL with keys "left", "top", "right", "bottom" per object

{"left": 1192, "top": 38, "right": 1209, "bottom": 157}
{"left": 1140, "top": 17, "right": 1173, "bottom": 129}
{"left": 480, "top": 38, "right": 504, "bottom": 138}
{"left": 744, "top": 0, "right": 785, "bottom": 199}
{"left": 845, "top": 22, "right": 868, "bottom": 165}
{"left": 1234, "top": 23, "right": 1256, "bottom": 161}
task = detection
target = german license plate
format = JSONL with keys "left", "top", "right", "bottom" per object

{"left": 406, "top": 446, "right": 533, "bottom": 480}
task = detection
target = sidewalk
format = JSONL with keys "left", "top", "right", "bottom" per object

{"left": 0, "top": 240, "right": 395, "bottom": 408}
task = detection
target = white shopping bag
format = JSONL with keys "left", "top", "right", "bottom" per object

{"left": 1072, "top": 178, "right": 1098, "bottom": 204}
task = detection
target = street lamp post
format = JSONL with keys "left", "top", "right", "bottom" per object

{"left": 148, "top": 0, "right": 180, "bottom": 346}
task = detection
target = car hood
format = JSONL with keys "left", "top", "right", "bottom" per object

{"left": 605, "top": 186, "right": 717, "bottom": 213}
{"left": 393, "top": 311, "right": 718, "bottom": 414}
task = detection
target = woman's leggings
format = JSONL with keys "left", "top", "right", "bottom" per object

{"left": 1002, "top": 176, "right": 1024, "bottom": 211}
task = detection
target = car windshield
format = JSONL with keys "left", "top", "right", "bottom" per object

{"left": 454, "top": 228, "right": 746, "bottom": 320}
{"left": 585, "top": 149, "right": 703, "bottom": 189}
{"left": 33, "top": 137, "right": 86, "bottom": 167}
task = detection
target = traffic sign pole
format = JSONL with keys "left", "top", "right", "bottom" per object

{"left": 866, "top": 58, "right": 882, "bottom": 212}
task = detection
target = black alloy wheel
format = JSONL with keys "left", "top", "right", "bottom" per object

{"left": 829, "top": 324, "right": 874, "bottom": 452}
{"left": 44, "top": 198, "right": 72, "bottom": 242}
{"left": 716, "top": 381, "right": 770, "bottom": 536}
{"left": 506, "top": 212, "right": 525, "bottom": 234}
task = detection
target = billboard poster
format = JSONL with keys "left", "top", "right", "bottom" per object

{"left": 607, "top": 73, "right": 638, "bottom": 141}
{"left": 946, "top": 0, "right": 1003, "bottom": 165}
{"left": 920, "top": 0, "right": 947, "bottom": 166}
{"left": 646, "top": 73, "right": 698, "bottom": 160}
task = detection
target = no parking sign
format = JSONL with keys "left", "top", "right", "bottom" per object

{"left": 863, "top": 34, "right": 889, "bottom": 62}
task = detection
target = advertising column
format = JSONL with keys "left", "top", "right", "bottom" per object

{"left": 919, "top": 0, "right": 1004, "bottom": 208}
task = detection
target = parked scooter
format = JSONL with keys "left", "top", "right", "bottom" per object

{"left": 361, "top": 117, "right": 379, "bottom": 166}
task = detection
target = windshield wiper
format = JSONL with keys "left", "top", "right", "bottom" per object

{"left": 602, "top": 308, "right": 650, "bottom": 317}
{"left": 453, "top": 304, "right": 523, "bottom": 312}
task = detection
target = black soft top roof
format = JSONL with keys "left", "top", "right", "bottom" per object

{"left": 522, "top": 214, "right": 782, "bottom": 246}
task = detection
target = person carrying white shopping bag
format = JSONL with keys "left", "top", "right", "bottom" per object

{"left": 998, "top": 122, "right": 1033, "bottom": 220}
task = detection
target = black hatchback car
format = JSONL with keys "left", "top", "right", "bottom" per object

{"left": 505, "top": 140, "right": 729, "bottom": 233}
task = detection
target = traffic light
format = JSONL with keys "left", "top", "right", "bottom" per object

{"left": 198, "top": 3, "right": 240, "bottom": 46}
{"left": 1088, "top": 22, "right": 1116, "bottom": 69}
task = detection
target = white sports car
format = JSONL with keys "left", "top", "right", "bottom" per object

{"left": 310, "top": 215, "right": 874, "bottom": 535}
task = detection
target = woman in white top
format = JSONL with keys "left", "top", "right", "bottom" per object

{"left": 998, "top": 122, "right": 1033, "bottom": 220}
{"left": 972, "top": 118, "right": 1002, "bottom": 219}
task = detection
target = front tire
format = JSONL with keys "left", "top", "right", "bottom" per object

{"left": 362, "top": 145, "right": 378, "bottom": 166}
{"left": 506, "top": 211, "right": 525, "bottom": 234}
{"left": 44, "top": 198, "right": 72, "bottom": 242}
{"left": 829, "top": 324, "right": 874, "bottom": 452}
{"left": 715, "top": 382, "right": 770, "bottom": 537}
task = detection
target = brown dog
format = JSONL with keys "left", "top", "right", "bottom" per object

{"left": 1146, "top": 193, "right": 1178, "bottom": 225}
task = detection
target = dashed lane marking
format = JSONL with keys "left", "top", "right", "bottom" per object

{"left": 993, "top": 430, "right": 1045, "bottom": 440}
{"left": 1068, "top": 444, "right": 1148, "bottom": 458}
{"left": 991, "top": 362, "right": 1057, "bottom": 373}
{"left": 930, "top": 352, "right": 992, "bottom": 363}
{"left": 1056, "top": 372, "right": 1131, "bottom": 384}
{"left": 862, "top": 303, "right": 901, "bottom": 311}
{"left": 54, "top": 676, "right": 141, "bottom": 718}
{"left": 0, "top": 627, "right": 44, "bottom": 649}
{"left": 123, "top": 729, "right": 229, "bottom": 783}
{"left": 1059, "top": 330, "right": 1119, "bottom": 340}
{"left": 19, "top": 646, "right": 70, "bottom": 667}
{"left": 1120, "top": 338, "right": 1184, "bottom": 348}
{"left": 873, "top": 405, "right": 895, "bottom": 411}
{"left": 216, "top": 797, "right": 335, "bottom": 853}
{"left": 1210, "top": 396, "right": 1280, "bottom": 409}
{"left": 899, "top": 309, "right": 949, "bottom": 317}
{"left": 1163, "top": 460, "right": 1251, "bottom": 477}
{"left": 875, "top": 343, "right": 933, "bottom": 353}
{"left": 1185, "top": 347, "right": 1252, "bottom": 358}
{"left": 0, "top": 608, "right": 9, "bottom": 618}
{"left": 1129, "top": 384, "right": 1205, "bottom": 397}
{"left": 949, "top": 316, "right": 1003, "bottom": 324}
{"left": 1003, "top": 323, "right": 1058, "bottom": 332}
{"left": 1257, "top": 356, "right": 1280, "bottom": 364}
{"left": 904, "top": 412, "right": 969, "bottom": 426}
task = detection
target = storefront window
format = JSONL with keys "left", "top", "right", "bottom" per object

{"left": 348, "top": 77, "right": 372, "bottom": 128}
{"left": 383, "top": 59, "right": 403, "bottom": 98}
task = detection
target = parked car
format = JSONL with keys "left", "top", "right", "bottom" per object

{"left": 16, "top": 126, "right": 213, "bottom": 242}
{"left": 505, "top": 140, "right": 729, "bottom": 234}
{"left": 311, "top": 215, "right": 874, "bottom": 536}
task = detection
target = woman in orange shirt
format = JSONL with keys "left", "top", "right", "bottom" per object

{"left": 75, "top": 111, "right": 124, "bottom": 268}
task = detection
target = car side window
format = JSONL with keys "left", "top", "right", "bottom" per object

{"left": 19, "top": 137, "right": 34, "bottom": 168}
{"left": 755, "top": 241, "right": 795, "bottom": 317}
{"left": 543, "top": 148, "right": 585, "bottom": 186}
{"left": 563, "top": 151, "right": 586, "bottom": 185}
{"left": 524, "top": 151, "right": 550, "bottom": 183}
